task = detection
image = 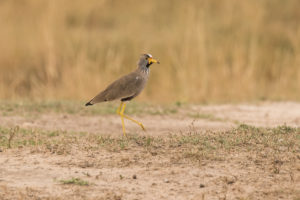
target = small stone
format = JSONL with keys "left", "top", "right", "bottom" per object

{"left": 225, "top": 176, "right": 236, "bottom": 184}
{"left": 0, "top": 149, "right": 2, "bottom": 152}
{"left": 133, "top": 174, "right": 137, "bottom": 179}
{"left": 164, "top": 179, "right": 169, "bottom": 183}
{"left": 199, "top": 184, "right": 205, "bottom": 188}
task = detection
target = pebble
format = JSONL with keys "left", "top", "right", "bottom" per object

{"left": 225, "top": 176, "right": 236, "bottom": 184}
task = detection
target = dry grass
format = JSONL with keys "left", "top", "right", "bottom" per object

{"left": 1, "top": 124, "right": 299, "bottom": 198}
{"left": 0, "top": 124, "right": 298, "bottom": 162}
{"left": 0, "top": 100, "right": 179, "bottom": 117}
{"left": 0, "top": 101, "right": 299, "bottom": 199}
{"left": 0, "top": 0, "right": 300, "bottom": 103}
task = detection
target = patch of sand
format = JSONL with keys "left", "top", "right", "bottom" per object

{"left": 0, "top": 102, "right": 299, "bottom": 199}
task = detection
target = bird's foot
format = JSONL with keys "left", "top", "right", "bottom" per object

{"left": 139, "top": 123, "right": 146, "bottom": 131}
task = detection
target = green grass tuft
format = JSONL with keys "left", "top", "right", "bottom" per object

{"left": 60, "top": 177, "right": 89, "bottom": 186}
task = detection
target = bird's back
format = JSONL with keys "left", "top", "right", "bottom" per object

{"left": 87, "top": 69, "right": 148, "bottom": 105}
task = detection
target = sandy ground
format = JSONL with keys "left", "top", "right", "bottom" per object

{"left": 1, "top": 102, "right": 300, "bottom": 135}
{"left": 0, "top": 102, "right": 299, "bottom": 199}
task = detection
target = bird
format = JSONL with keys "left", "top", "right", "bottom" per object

{"left": 85, "top": 53, "right": 160, "bottom": 136}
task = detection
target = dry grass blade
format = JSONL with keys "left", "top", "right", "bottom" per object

{"left": 0, "top": 0, "right": 300, "bottom": 102}
{"left": 7, "top": 126, "right": 19, "bottom": 148}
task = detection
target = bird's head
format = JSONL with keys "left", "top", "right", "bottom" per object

{"left": 138, "top": 53, "right": 160, "bottom": 68}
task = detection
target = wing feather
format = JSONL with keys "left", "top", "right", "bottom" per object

{"left": 86, "top": 71, "right": 145, "bottom": 105}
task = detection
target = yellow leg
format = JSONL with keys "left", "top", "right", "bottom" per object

{"left": 121, "top": 103, "right": 146, "bottom": 131}
{"left": 117, "top": 102, "right": 146, "bottom": 136}
{"left": 116, "top": 102, "right": 123, "bottom": 114}
{"left": 117, "top": 102, "right": 126, "bottom": 136}
{"left": 116, "top": 102, "right": 126, "bottom": 136}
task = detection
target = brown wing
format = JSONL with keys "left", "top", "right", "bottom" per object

{"left": 86, "top": 71, "right": 145, "bottom": 105}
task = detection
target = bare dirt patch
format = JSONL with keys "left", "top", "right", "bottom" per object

{"left": 0, "top": 102, "right": 299, "bottom": 200}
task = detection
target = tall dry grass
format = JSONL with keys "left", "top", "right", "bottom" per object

{"left": 0, "top": 0, "right": 300, "bottom": 103}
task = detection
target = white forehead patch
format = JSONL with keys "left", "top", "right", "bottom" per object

{"left": 146, "top": 54, "right": 152, "bottom": 58}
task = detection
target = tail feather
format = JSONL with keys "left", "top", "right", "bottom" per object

{"left": 85, "top": 101, "right": 93, "bottom": 106}
{"left": 85, "top": 90, "right": 107, "bottom": 106}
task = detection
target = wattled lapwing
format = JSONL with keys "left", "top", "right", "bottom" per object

{"left": 85, "top": 54, "right": 160, "bottom": 136}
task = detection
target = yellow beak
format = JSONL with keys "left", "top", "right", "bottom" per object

{"left": 148, "top": 58, "right": 160, "bottom": 64}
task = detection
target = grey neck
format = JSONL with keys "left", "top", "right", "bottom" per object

{"left": 137, "top": 58, "right": 150, "bottom": 74}
{"left": 137, "top": 65, "right": 150, "bottom": 74}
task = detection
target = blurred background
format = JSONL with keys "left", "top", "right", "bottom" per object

{"left": 0, "top": 0, "right": 299, "bottom": 103}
